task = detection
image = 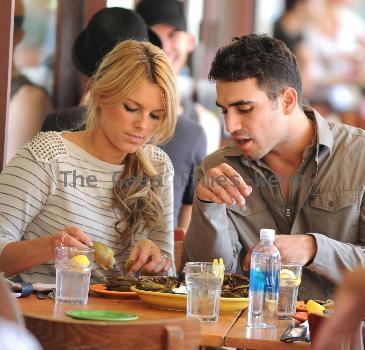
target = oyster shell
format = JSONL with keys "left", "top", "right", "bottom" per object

{"left": 93, "top": 241, "right": 115, "bottom": 270}
{"left": 221, "top": 273, "right": 249, "bottom": 298}
{"left": 105, "top": 275, "right": 138, "bottom": 292}
{"left": 136, "top": 276, "right": 179, "bottom": 292}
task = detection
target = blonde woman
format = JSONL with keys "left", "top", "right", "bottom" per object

{"left": 0, "top": 40, "right": 177, "bottom": 282}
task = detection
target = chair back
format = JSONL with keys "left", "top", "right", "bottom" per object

{"left": 25, "top": 315, "right": 201, "bottom": 350}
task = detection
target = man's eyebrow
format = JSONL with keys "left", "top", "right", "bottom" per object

{"left": 216, "top": 99, "right": 254, "bottom": 108}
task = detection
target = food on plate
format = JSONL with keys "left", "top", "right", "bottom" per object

{"left": 105, "top": 275, "right": 138, "bottom": 292}
{"left": 221, "top": 273, "right": 249, "bottom": 298}
{"left": 136, "top": 276, "right": 180, "bottom": 292}
{"left": 93, "top": 241, "right": 115, "bottom": 270}
{"left": 306, "top": 300, "right": 326, "bottom": 316}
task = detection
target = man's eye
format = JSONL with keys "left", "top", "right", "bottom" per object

{"left": 238, "top": 107, "right": 253, "bottom": 113}
{"left": 220, "top": 109, "right": 227, "bottom": 115}
{"left": 124, "top": 104, "right": 138, "bottom": 112}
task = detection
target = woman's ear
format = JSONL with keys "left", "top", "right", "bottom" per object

{"left": 280, "top": 87, "right": 297, "bottom": 115}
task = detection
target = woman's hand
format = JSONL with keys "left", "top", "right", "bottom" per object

{"left": 127, "top": 239, "right": 172, "bottom": 274}
{"left": 53, "top": 226, "right": 93, "bottom": 249}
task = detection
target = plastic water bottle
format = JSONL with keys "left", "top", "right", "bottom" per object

{"left": 247, "top": 228, "right": 281, "bottom": 328}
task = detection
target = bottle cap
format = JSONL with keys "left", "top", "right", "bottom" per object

{"left": 260, "top": 228, "right": 276, "bottom": 241}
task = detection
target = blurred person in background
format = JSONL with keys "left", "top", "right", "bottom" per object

{"left": 312, "top": 266, "right": 365, "bottom": 350}
{"left": 273, "top": 0, "right": 317, "bottom": 102}
{"left": 303, "top": 0, "right": 365, "bottom": 127}
{"left": 0, "top": 276, "right": 42, "bottom": 350}
{"left": 8, "top": 0, "right": 53, "bottom": 164}
{"left": 137, "top": 0, "right": 221, "bottom": 155}
{"left": 42, "top": 6, "right": 205, "bottom": 232}
{"left": 138, "top": 0, "right": 217, "bottom": 231}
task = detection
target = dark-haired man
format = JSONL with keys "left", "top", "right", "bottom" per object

{"left": 184, "top": 34, "right": 365, "bottom": 300}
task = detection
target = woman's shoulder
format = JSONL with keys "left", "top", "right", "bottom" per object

{"left": 25, "top": 131, "right": 69, "bottom": 163}
{"left": 142, "top": 144, "right": 174, "bottom": 174}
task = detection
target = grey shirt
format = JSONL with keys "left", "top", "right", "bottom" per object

{"left": 184, "top": 107, "right": 365, "bottom": 300}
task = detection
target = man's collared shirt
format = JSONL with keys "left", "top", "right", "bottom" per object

{"left": 184, "top": 106, "right": 365, "bottom": 300}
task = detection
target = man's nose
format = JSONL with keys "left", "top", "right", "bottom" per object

{"left": 225, "top": 113, "right": 241, "bottom": 134}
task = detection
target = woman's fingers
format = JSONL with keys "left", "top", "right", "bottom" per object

{"left": 54, "top": 226, "right": 93, "bottom": 249}
{"left": 127, "top": 239, "right": 171, "bottom": 273}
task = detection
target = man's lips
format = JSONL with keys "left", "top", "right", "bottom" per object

{"left": 234, "top": 137, "right": 251, "bottom": 145}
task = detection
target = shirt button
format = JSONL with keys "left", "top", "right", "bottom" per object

{"left": 300, "top": 286, "right": 305, "bottom": 291}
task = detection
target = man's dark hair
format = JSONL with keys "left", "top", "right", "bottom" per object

{"left": 208, "top": 34, "right": 303, "bottom": 105}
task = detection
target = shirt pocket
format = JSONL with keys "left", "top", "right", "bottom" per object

{"left": 309, "top": 190, "right": 360, "bottom": 239}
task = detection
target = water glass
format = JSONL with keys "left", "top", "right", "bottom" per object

{"left": 185, "top": 262, "right": 224, "bottom": 323}
{"left": 278, "top": 264, "right": 302, "bottom": 319}
{"left": 55, "top": 246, "right": 94, "bottom": 304}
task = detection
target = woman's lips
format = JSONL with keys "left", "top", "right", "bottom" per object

{"left": 125, "top": 133, "right": 144, "bottom": 143}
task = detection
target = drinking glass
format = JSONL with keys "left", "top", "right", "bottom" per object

{"left": 278, "top": 264, "right": 302, "bottom": 319}
{"left": 185, "top": 262, "right": 224, "bottom": 323}
{"left": 55, "top": 246, "right": 94, "bottom": 304}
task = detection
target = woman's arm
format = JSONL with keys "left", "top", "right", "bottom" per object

{"left": 0, "top": 226, "right": 92, "bottom": 277}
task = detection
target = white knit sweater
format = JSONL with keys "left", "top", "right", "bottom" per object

{"left": 0, "top": 132, "right": 174, "bottom": 283}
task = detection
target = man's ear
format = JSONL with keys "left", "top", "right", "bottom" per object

{"left": 186, "top": 32, "right": 196, "bottom": 53}
{"left": 280, "top": 87, "right": 297, "bottom": 115}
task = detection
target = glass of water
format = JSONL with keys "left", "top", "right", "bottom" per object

{"left": 55, "top": 246, "right": 94, "bottom": 304}
{"left": 278, "top": 264, "right": 302, "bottom": 319}
{"left": 185, "top": 262, "right": 224, "bottom": 323}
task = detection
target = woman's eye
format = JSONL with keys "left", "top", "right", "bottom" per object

{"left": 124, "top": 104, "right": 138, "bottom": 112}
{"left": 150, "top": 113, "right": 161, "bottom": 120}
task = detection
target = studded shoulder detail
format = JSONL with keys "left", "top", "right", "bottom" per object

{"left": 143, "top": 144, "right": 174, "bottom": 173}
{"left": 27, "top": 132, "right": 68, "bottom": 163}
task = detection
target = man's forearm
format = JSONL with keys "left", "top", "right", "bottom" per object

{"left": 306, "top": 233, "right": 363, "bottom": 284}
{"left": 183, "top": 197, "right": 239, "bottom": 271}
{"left": 0, "top": 237, "right": 55, "bottom": 277}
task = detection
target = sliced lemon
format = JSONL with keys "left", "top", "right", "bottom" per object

{"left": 280, "top": 268, "right": 297, "bottom": 280}
{"left": 69, "top": 254, "right": 90, "bottom": 268}
{"left": 306, "top": 300, "right": 325, "bottom": 316}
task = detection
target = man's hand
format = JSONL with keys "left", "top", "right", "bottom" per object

{"left": 196, "top": 163, "right": 252, "bottom": 206}
{"left": 243, "top": 234, "right": 317, "bottom": 271}
{"left": 275, "top": 234, "right": 317, "bottom": 265}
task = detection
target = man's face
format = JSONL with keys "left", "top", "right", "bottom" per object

{"left": 151, "top": 23, "right": 194, "bottom": 75}
{"left": 216, "top": 78, "right": 289, "bottom": 160}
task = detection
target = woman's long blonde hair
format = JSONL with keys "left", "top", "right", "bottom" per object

{"left": 86, "top": 39, "right": 177, "bottom": 241}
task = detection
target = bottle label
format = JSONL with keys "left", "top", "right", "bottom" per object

{"left": 249, "top": 267, "right": 279, "bottom": 294}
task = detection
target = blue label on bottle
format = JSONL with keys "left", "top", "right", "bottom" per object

{"left": 249, "top": 268, "right": 266, "bottom": 292}
{"left": 249, "top": 267, "right": 279, "bottom": 294}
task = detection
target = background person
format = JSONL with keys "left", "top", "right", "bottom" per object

{"left": 183, "top": 34, "right": 365, "bottom": 299}
{"left": 312, "top": 266, "right": 365, "bottom": 350}
{"left": 7, "top": 0, "right": 53, "bottom": 165}
{"left": 0, "top": 39, "right": 177, "bottom": 283}
{"left": 137, "top": 0, "right": 221, "bottom": 231}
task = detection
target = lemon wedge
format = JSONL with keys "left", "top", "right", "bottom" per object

{"left": 306, "top": 300, "right": 325, "bottom": 316}
{"left": 280, "top": 268, "right": 296, "bottom": 279}
{"left": 69, "top": 254, "right": 90, "bottom": 268}
{"left": 213, "top": 258, "right": 224, "bottom": 281}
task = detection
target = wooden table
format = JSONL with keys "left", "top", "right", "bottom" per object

{"left": 225, "top": 309, "right": 310, "bottom": 350}
{"left": 17, "top": 293, "right": 241, "bottom": 348}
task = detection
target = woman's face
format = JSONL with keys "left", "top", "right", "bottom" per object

{"left": 97, "top": 80, "right": 165, "bottom": 163}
